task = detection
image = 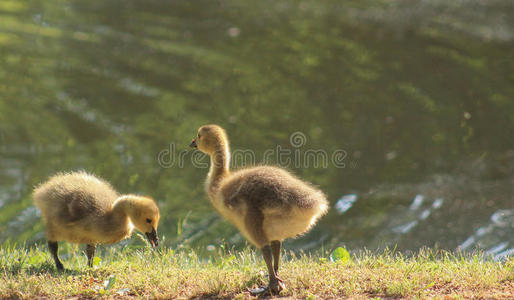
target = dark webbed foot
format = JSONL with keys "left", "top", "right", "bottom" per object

{"left": 248, "top": 277, "right": 285, "bottom": 296}
{"left": 269, "top": 276, "right": 286, "bottom": 294}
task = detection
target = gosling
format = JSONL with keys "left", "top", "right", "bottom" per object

{"left": 33, "top": 172, "right": 160, "bottom": 270}
{"left": 190, "top": 125, "right": 329, "bottom": 295}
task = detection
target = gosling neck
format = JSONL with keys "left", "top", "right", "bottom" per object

{"left": 207, "top": 145, "right": 230, "bottom": 194}
{"left": 110, "top": 196, "right": 134, "bottom": 231}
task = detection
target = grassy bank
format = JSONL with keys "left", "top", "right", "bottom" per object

{"left": 1, "top": 242, "right": 512, "bottom": 299}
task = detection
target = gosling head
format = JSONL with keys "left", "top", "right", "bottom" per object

{"left": 123, "top": 195, "right": 160, "bottom": 247}
{"left": 189, "top": 124, "right": 228, "bottom": 155}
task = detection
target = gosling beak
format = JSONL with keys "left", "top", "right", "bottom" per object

{"left": 145, "top": 228, "right": 159, "bottom": 247}
{"left": 189, "top": 138, "right": 197, "bottom": 148}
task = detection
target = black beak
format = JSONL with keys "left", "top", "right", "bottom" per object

{"left": 189, "top": 139, "right": 197, "bottom": 148}
{"left": 145, "top": 228, "right": 159, "bottom": 247}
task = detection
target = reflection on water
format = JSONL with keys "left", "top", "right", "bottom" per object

{"left": 409, "top": 194, "right": 424, "bottom": 211}
{"left": 0, "top": 0, "right": 513, "bottom": 258}
{"left": 335, "top": 194, "right": 357, "bottom": 214}
{"left": 392, "top": 195, "right": 444, "bottom": 234}
{"left": 458, "top": 209, "right": 514, "bottom": 261}
{"left": 325, "top": 173, "right": 514, "bottom": 259}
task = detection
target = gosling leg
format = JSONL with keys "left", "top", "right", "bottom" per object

{"left": 86, "top": 244, "right": 96, "bottom": 267}
{"left": 262, "top": 245, "right": 285, "bottom": 294}
{"left": 245, "top": 207, "right": 285, "bottom": 295}
{"left": 48, "top": 241, "right": 64, "bottom": 270}
{"left": 271, "top": 240, "right": 281, "bottom": 275}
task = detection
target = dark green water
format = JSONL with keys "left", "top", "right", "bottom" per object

{"left": 1, "top": 0, "right": 513, "bottom": 259}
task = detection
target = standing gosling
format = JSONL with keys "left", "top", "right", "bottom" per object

{"left": 33, "top": 172, "right": 160, "bottom": 270}
{"left": 190, "top": 125, "right": 329, "bottom": 295}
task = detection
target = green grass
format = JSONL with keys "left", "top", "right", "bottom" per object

{"left": 1, "top": 242, "right": 512, "bottom": 299}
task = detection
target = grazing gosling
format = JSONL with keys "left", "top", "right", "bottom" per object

{"left": 33, "top": 172, "right": 160, "bottom": 270}
{"left": 190, "top": 125, "right": 329, "bottom": 295}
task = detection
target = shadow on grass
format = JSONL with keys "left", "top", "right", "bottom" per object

{"left": 189, "top": 290, "right": 289, "bottom": 300}
{"left": 188, "top": 275, "right": 284, "bottom": 300}
{"left": 5, "top": 261, "right": 83, "bottom": 276}
{"left": 189, "top": 292, "right": 238, "bottom": 300}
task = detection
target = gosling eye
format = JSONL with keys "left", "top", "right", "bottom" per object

{"left": 146, "top": 218, "right": 152, "bottom": 223}
{"left": 197, "top": 133, "right": 201, "bottom": 139}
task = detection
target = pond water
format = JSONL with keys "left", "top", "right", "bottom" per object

{"left": 1, "top": 0, "right": 513, "bottom": 259}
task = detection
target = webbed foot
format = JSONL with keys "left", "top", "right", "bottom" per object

{"left": 248, "top": 276, "right": 285, "bottom": 296}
